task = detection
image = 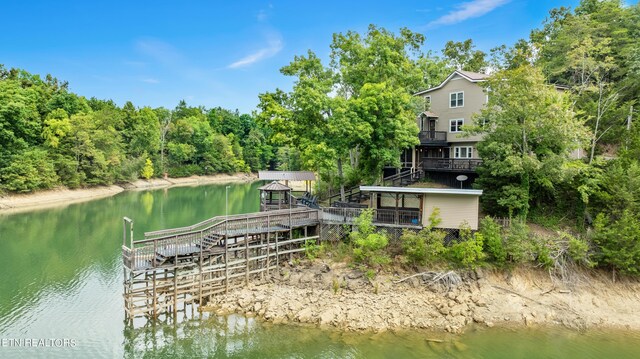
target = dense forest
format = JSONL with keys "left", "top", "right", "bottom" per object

{"left": 0, "top": 65, "right": 292, "bottom": 192}
{"left": 1, "top": 1, "right": 639, "bottom": 273}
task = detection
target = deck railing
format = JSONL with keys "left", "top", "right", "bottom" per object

{"left": 123, "top": 207, "right": 320, "bottom": 271}
{"left": 422, "top": 158, "right": 482, "bottom": 171}
{"left": 418, "top": 130, "right": 447, "bottom": 144}
{"left": 321, "top": 207, "right": 421, "bottom": 227}
{"left": 382, "top": 169, "right": 424, "bottom": 186}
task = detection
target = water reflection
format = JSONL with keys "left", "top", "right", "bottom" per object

{"left": 0, "top": 182, "right": 261, "bottom": 357}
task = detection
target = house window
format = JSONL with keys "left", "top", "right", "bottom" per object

{"left": 454, "top": 146, "right": 473, "bottom": 159}
{"left": 450, "top": 91, "right": 464, "bottom": 108}
{"left": 449, "top": 118, "right": 464, "bottom": 133}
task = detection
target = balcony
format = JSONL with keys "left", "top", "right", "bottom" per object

{"left": 422, "top": 158, "right": 482, "bottom": 173}
{"left": 418, "top": 130, "right": 447, "bottom": 145}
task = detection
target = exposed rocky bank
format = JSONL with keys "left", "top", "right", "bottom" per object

{"left": 203, "top": 261, "right": 640, "bottom": 333}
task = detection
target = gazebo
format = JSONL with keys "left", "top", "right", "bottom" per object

{"left": 259, "top": 181, "right": 293, "bottom": 211}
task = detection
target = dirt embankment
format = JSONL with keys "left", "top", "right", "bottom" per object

{"left": 0, "top": 173, "right": 256, "bottom": 214}
{"left": 203, "top": 261, "right": 640, "bottom": 333}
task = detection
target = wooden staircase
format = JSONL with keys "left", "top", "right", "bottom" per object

{"left": 321, "top": 169, "right": 425, "bottom": 207}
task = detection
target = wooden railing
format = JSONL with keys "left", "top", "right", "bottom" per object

{"left": 325, "top": 186, "right": 366, "bottom": 206}
{"left": 418, "top": 130, "right": 447, "bottom": 144}
{"left": 123, "top": 208, "right": 320, "bottom": 270}
{"left": 321, "top": 207, "right": 422, "bottom": 227}
{"left": 382, "top": 169, "right": 424, "bottom": 186}
{"left": 422, "top": 158, "right": 482, "bottom": 172}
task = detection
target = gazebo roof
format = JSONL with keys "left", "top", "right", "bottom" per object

{"left": 258, "top": 181, "right": 292, "bottom": 192}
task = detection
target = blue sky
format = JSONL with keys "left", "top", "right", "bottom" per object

{"left": 0, "top": 0, "right": 581, "bottom": 114}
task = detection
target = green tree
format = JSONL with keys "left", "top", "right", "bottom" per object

{"left": 400, "top": 208, "right": 447, "bottom": 266}
{"left": 531, "top": 0, "right": 639, "bottom": 158}
{"left": 349, "top": 209, "right": 390, "bottom": 268}
{"left": 469, "top": 66, "right": 590, "bottom": 218}
{"left": 0, "top": 148, "right": 58, "bottom": 192}
{"left": 141, "top": 158, "right": 154, "bottom": 180}
{"left": 593, "top": 210, "right": 640, "bottom": 276}
{"left": 258, "top": 26, "right": 422, "bottom": 198}
{"left": 129, "top": 107, "right": 160, "bottom": 157}
{"left": 449, "top": 225, "right": 486, "bottom": 269}
{"left": 442, "top": 39, "right": 487, "bottom": 72}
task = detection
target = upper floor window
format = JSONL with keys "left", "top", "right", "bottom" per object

{"left": 454, "top": 146, "right": 473, "bottom": 159}
{"left": 450, "top": 91, "right": 464, "bottom": 108}
{"left": 450, "top": 118, "right": 464, "bottom": 133}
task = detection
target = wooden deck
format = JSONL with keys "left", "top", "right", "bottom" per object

{"left": 122, "top": 207, "right": 320, "bottom": 271}
{"left": 122, "top": 205, "right": 428, "bottom": 323}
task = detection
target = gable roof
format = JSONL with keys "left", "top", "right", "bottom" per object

{"left": 258, "top": 181, "right": 292, "bottom": 191}
{"left": 413, "top": 70, "right": 489, "bottom": 96}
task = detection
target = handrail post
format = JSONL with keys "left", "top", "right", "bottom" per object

{"left": 123, "top": 217, "right": 133, "bottom": 249}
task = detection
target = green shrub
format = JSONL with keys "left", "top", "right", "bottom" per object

{"left": 303, "top": 240, "right": 324, "bottom": 260}
{"left": 449, "top": 224, "right": 486, "bottom": 268}
{"left": 533, "top": 235, "right": 554, "bottom": 269}
{"left": 566, "top": 233, "right": 591, "bottom": 266}
{"left": 349, "top": 209, "right": 390, "bottom": 268}
{"left": 504, "top": 220, "right": 531, "bottom": 263}
{"left": 400, "top": 208, "right": 447, "bottom": 266}
{"left": 0, "top": 149, "right": 58, "bottom": 192}
{"left": 592, "top": 210, "right": 640, "bottom": 276}
{"left": 480, "top": 216, "right": 507, "bottom": 266}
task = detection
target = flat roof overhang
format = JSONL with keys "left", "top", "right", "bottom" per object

{"left": 359, "top": 186, "right": 482, "bottom": 196}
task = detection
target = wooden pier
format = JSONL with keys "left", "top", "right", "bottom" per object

{"left": 121, "top": 203, "right": 432, "bottom": 324}
{"left": 122, "top": 207, "right": 320, "bottom": 322}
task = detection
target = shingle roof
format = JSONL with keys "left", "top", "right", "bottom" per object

{"left": 420, "top": 111, "right": 438, "bottom": 118}
{"left": 258, "top": 171, "right": 316, "bottom": 181}
{"left": 258, "top": 181, "right": 292, "bottom": 191}
{"left": 413, "top": 70, "right": 489, "bottom": 96}
{"left": 457, "top": 70, "right": 490, "bottom": 81}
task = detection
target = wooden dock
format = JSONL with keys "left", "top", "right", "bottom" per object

{"left": 122, "top": 207, "right": 320, "bottom": 322}
{"left": 121, "top": 205, "right": 430, "bottom": 323}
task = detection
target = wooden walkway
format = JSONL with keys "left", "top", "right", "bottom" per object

{"left": 122, "top": 207, "right": 320, "bottom": 271}
{"left": 121, "top": 206, "right": 430, "bottom": 323}
{"left": 122, "top": 208, "right": 321, "bottom": 322}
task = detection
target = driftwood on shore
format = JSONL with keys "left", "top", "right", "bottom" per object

{"left": 395, "top": 271, "right": 462, "bottom": 291}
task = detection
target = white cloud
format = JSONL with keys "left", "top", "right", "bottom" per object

{"left": 257, "top": 9, "right": 268, "bottom": 21}
{"left": 228, "top": 35, "right": 283, "bottom": 69}
{"left": 141, "top": 78, "right": 160, "bottom": 84}
{"left": 135, "top": 38, "right": 184, "bottom": 65}
{"left": 428, "top": 0, "right": 510, "bottom": 27}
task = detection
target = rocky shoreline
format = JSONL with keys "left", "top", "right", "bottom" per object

{"left": 0, "top": 173, "right": 256, "bottom": 214}
{"left": 203, "top": 260, "right": 640, "bottom": 334}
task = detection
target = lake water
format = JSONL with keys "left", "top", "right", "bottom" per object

{"left": 1, "top": 182, "right": 639, "bottom": 358}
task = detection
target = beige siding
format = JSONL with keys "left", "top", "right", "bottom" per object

{"left": 421, "top": 74, "right": 487, "bottom": 157}
{"left": 421, "top": 194, "right": 479, "bottom": 230}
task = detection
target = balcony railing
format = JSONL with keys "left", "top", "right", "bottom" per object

{"left": 422, "top": 158, "right": 482, "bottom": 172}
{"left": 418, "top": 130, "right": 447, "bottom": 144}
{"left": 322, "top": 207, "right": 422, "bottom": 227}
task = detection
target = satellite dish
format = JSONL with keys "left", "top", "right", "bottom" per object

{"left": 456, "top": 175, "right": 468, "bottom": 189}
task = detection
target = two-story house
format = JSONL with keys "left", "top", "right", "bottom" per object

{"left": 396, "top": 70, "right": 489, "bottom": 187}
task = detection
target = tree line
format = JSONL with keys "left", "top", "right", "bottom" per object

{"left": 0, "top": 66, "right": 300, "bottom": 192}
